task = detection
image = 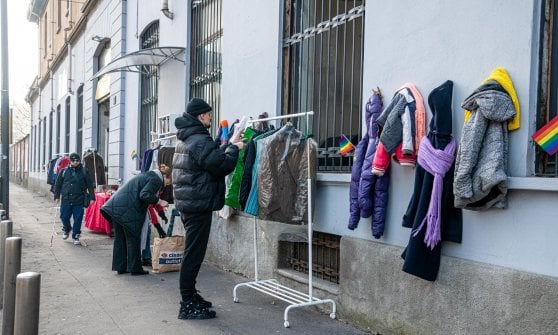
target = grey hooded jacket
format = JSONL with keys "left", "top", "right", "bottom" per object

{"left": 453, "top": 81, "right": 516, "bottom": 210}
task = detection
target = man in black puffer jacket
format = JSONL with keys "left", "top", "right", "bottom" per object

{"left": 173, "top": 98, "right": 244, "bottom": 320}
{"left": 54, "top": 153, "right": 95, "bottom": 245}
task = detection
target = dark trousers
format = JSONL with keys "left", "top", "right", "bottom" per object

{"left": 112, "top": 221, "right": 142, "bottom": 273}
{"left": 60, "top": 204, "right": 84, "bottom": 239}
{"left": 179, "top": 211, "right": 212, "bottom": 301}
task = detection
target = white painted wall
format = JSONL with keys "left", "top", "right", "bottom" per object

{"left": 221, "top": 0, "right": 282, "bottom": 122}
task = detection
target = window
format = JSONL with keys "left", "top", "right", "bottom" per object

{"left": 190, "top": 0, "right": 223, "bottom": 135}
{"left": 56, "top": 104, "right": 61, "bottom": 154}
{"left": 33, "top": 125, "right": 37, "bottom": 171}
{"left": 42, "top": 117, "right": 46, "bottom": 170}
{"left": 57, "top": 0, "right": 62, "bottom": 32}
{"left": 48, "top": 111, "right": 53, "bottom": 161}
{"left": 538, "top": 0, "right": 558, "bottom": 176}
{"left": 139, "top": 21, "right": 160, "bottom": 163}
{"left": 76, "top": 86, "right": 83, "bottom": 156}
{"left": 37, "top": 122, "right": 41, "bottom": 171}
{"left": 65, "top": 97, "right": 70, "bottom": 153}
{"left": 282, "top": 0, "right": 365, "bottom": 172}
{"left": 96, "top": 41, "right": 111, "bottom": 161}
{"left": 43, "top": 13, "right": 47, "bottom": 59}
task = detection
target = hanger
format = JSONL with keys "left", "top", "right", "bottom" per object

{"left": 373, "top": 86, "right": 382, "bottom": 99}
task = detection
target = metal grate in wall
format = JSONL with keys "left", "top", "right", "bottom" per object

{"left": 285, "top": 231, "right": 340, "bottom": 284}
{"left": 282, "top": 0, "right": 365, "bottom": 172}
{"left": 190, "top": 0, "right": 223, "bottom": 136}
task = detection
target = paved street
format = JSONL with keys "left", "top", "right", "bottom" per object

{"left": 0, "top": 183, "right": 366, "bottom": 334}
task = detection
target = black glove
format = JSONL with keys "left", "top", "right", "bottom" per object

{"left": 154, "top": 223, "right": 167, "bottom": 238}
{"left": 158, "top": 210, "right": 168, "bottom": 224}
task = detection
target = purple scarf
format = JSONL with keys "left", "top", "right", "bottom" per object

{"left": 412, "top": 136, "right": 456, "bottom": 250}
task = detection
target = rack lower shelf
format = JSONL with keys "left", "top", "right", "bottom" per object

{"left": 233, "top": 278, "right": 336, "bottom": 328}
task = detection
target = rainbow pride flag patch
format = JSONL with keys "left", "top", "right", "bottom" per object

{"left": 338, "top": 135, "right": 355, "bottom": 156}
{"left": 532, "top": 115, "right": 558, "bottom": 155}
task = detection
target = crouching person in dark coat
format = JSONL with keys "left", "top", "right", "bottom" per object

{"left": 101, "top": 165, "right": 172, "bottom": 275}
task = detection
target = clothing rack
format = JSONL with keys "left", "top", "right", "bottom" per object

{"left": 232, "top": 111, "right": 336, "bottom": 328}
{"left": 150, "top": 130, "right": 176, "bottom": 147}
{"left": 84, "top": 147, "right": 99, "bottom": 186}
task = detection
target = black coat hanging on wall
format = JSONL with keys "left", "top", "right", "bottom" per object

{"left": 401, "top": 80, "right": 463, "bottom": 281}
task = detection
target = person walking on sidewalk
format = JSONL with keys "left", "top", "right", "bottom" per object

{"left": 100, "top": 165, "right": 172, "bottom": 276}
{"left": 53, "top": 153, "right": 95, "bottom": 245}
{"left": 173, "top": 98, "right": 244, "bottom": 320}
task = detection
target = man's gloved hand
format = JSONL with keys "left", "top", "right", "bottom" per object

{"left": 158, "top": 210, "right": 168, "bottom": 224}
{"left": 154, "top": 223, "right": 167, "bottom": 238}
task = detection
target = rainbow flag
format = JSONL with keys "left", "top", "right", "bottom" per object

{"left": 338, "top": 135, "right": 355, "bottom": 156}
{"left": 130, "top": 150, "right": 138, "bottom": 160}
{"left": 532, "top": 115, "right": 558, "bottom": 155}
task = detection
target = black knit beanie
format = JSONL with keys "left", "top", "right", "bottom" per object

{"left": 69, "top": 153, "right": 80, "bottom": 161}
{"left": 186, "top": 98, "right": 212, "bottom": 117}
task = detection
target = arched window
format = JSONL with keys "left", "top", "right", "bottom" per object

{"left": 95, "top": 40, "right": 111, "bottom": 161}
{"left": 138, "top": 21, "right": 160, "bottom": 163}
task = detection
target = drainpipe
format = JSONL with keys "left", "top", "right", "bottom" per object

{"left": 67, "top": 44, "right": 72, "bottom": 94}
{"left": 66, "top": 0, "right": 73, "bottom": 94}
{"left": 161, "top": 0, "right": 174, "bottom": 20}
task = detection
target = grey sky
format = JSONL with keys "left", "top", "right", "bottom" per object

{"left": 7, "top": 1, "right": 38, "bottom": 106}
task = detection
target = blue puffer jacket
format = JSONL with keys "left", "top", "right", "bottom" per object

{"left": 348, "top": 91, "right": 390, "bottom": 238}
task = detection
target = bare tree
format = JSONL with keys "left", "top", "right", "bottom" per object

{"left": 9, "top": 101, "right": 31, "bottom": 143}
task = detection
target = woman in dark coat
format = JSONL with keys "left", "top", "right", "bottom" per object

{"left": 101, "top": 165, "right": 172, "bottom": 275}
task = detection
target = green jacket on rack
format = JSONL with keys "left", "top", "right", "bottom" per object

{"left": 225, "top": 127, "right": 258, "bottom": 209}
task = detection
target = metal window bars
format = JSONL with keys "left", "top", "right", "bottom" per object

{"left": 232, "top": 111, "right": 336, "bottom": 328}
{"left": 282, "top": 0, "right": 365, "bottom": 172}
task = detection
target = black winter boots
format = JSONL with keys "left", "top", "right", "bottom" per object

{"left": 178, "top": 298, "right": 216, "bottom": 320}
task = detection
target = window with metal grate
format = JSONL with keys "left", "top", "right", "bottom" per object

{"left": 190, "top": 0, "right": 223, "bottom": 136}
{"left": 282, "top": 0, "right": 365, "bottom": 172}
{"left": 139, "top": 21, "right": 160, "bottom": 168}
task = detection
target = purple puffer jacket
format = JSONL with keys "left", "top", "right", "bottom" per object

{"left": 348, "top": 91, "right": 390, "bottom": 238}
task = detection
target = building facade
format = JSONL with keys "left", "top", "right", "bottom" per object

{"left": 24, "top": 1, "right": 558, "bottom": 334}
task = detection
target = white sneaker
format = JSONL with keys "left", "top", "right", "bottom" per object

{"left": 73, "top": 239, "right": 80, "bottom": 245}
{"left": 62, "top": 233, "right": 69, "bottom": 240}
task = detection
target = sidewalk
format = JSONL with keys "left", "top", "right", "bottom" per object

{"left": 0, "top": 183, "right": 366, "bottom": 335}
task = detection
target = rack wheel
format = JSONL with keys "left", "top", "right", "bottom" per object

{"left": 284, "top": 321, "right": 290, "bottom": 328}
{"left": 233, "top": 297, "right": 239, "bottom": 303}
{"left": 330, "top": 313, "right": 336, "bottom": 319}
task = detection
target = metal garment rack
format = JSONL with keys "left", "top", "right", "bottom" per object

{"left": 232, "top": 111, "right": 336, "bottom": 328}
